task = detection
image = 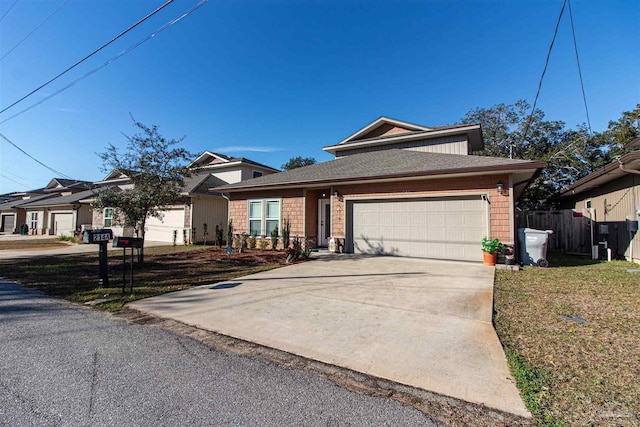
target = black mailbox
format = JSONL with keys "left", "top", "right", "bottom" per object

{"left": 82, "top": 229, "right": 113, "bottom": 287}
{"left": 113, "top": 236, "right": 143, "bottom": 248}
{"left": 83, "top": 229, "right": 113, "bottom": 244}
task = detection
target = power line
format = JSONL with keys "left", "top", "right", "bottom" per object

{"left": 0, "top": 172, "right": 31, "bottom": 190}
{"left": 0, "top": 0, "right": 209, "bottom": 125}
{"left": 0, "top": 132, "right": 73, "bottom": 179}
{"left": 0, "top": 0, "right": 176, "bottom": 115}
{"left": 567, "top": 0, "right": 592, "bottom": 135}
{"left": 0, "top": 0, "right": 70, "bottom": 62}
{"left": 0, "top": 0, "right": 19, "bottom": 24}
{"left": 520, "top": 0, "right": 567, "bottom": 154}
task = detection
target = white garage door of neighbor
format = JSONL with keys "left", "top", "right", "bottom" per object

{"left": 351, "top": 196, "right": 489, "bottom": 262}
{"left": 145, "top": 209, "right": 185, "bottom": 242}
{"left": 52, "top": 213, "right": 74, "bottom": 236}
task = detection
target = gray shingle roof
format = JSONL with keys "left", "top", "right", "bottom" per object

{"left": 19, "top": 188, "right": 101, "bottom": 208}
{"left": 182, "top": 174, "right": 229, "bottom": 195}
{"left": 0, "top": 193, "right": 55, "bottom": 210}
{"left": 216, "top": 149, "right": 544, "bottom": 191}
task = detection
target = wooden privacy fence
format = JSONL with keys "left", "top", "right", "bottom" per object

{"left": 515, "top": 210, "right": 591, "bottom": 254}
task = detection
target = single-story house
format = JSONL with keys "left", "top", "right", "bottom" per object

{"left": 90, "top": 152, "right": 279, "bottom": 243}
{"left": 0, "top": 178, "right": 92, "bottom": 235}
{"left": 0, "top": 192, "right": 49, "bottom": 234}
{"left": 218, "top": 117, "right": 545, "bottom": 262}
{"left": 552, "top": 137, "right": 640, "bottom": 263}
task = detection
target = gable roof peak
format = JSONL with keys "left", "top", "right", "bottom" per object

{"left": 338, "top": 116, "right": 432, "bottom": 146}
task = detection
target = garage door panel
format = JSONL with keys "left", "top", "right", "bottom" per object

{"left": 145, "top": 209, "right": 185, "bottom": 242}
{"left": 352, "top": 197, "right": 488, "bottom": 262}
{"left": 52, "top": 213, "right": 74, "bottom": 236}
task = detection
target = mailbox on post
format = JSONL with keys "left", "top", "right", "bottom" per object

{"left": 83, "top": 229, "right": 113, "bottom": 287}
{"left": 113, "top": 237, "right": 143, "bottom": 248}
{"left": 83, "top": 229, "right": 113, "bottom": 244}
{"left": 113, "top": 236, "right": 143, "bottom": 293}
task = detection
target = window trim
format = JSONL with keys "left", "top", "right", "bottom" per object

{"left": 103, "top": 207, "right": 114, "bottom": 227}
{"left": 29, "top": 212, "right": 38, "bottom": 230}
{"left": 247, "top": 198, "right": 281, "bottom": 237}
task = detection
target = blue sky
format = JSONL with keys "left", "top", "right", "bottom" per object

{"left": 0, "top": 0, "right": 638, "bottom": 194}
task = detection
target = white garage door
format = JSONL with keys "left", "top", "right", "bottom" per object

{"left": 52, "top": 213, "right": 74, "bottom": 236}
{"left": 350, "top": 196, "right": 489, "bottom": 262}
{"left": 144, "top": 208, "right": 186, "bottom": 243}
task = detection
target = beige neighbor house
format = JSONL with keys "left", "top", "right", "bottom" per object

{"left": 553, "top": 137, "right": 640, "bottom": 263}
{"left": 218, "top": 117, "right": 545, "bottom": 262}
{"left": 0, "top": 178, "right": 92, "bottom": 236}
{"left": 0, "top": 191, "right": 49, "bottom": 234}
{"left": 91, "top": 152, "right": 278, "bottom": 244}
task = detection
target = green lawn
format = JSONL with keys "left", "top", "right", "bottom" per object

{"left": 0, "top": 245, "right": 287, "bottom": 312}
{"left": 494, "top": 253, "right": 639, "bottom": 426}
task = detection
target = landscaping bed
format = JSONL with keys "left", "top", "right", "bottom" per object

{"left": 0, "top": 245, "right": 288, "bottom": 312}
{"left": 494, "top": 253, "right": 639, "bottom": 426}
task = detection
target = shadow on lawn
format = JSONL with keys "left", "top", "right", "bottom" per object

{"left": 546, "top": 252, "right": 604, "bottom": 268}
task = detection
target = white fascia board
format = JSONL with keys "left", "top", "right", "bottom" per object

{"left": 324, "top": 125, "right": 479, "bottom": 155}
{"left": 188, "top": 151, "right": 230, "bottom": 168}
{"left": 336, "top": 117, "right": 432, "bottom": 146}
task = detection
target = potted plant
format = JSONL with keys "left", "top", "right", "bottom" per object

{"left": 481, "top": 236, "right": 504, "bottom": 266}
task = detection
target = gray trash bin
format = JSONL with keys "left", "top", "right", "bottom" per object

{"left": 517, "top": 228, "right": 553, "bottom": 267}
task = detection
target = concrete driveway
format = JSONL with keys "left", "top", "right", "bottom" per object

{"left": 129, "top": 255, "right": 529, "bottom": 417}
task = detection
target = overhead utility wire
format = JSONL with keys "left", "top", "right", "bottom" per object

{"left": 567, "top": 0, "right": 592, "bottom": 135}
{"left": 0, "top": 0, "right": 70, "bottom": 62}
{"left": 0, "top": 0, "right": 176, "bottom": 115}
{"left": 0, "top": 0, "right": 209, "bottom": 126}
{"left": 520, "top": 0, "right": 567, "bottom": 154}
{"left": 0, "top": 132, "right": 73, "bottom": 179}
{"left": 0, "top": 172, "right": 31, "bottom": 190}
{"left": 0, "top": 0, "right": 19, "bottom": 24}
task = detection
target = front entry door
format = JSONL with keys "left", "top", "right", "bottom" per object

{"left": 318, "top": 199, "right": 331, "bottom": 247}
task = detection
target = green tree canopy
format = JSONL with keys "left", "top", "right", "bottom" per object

{"left": 92, "top": 118, "right": 193, "bottom": 262}
{"left": 461, "top": 101, "right": 639, "bottom": 209}
{"left": 281, "top": 156, "right": 316, "bottom": 170}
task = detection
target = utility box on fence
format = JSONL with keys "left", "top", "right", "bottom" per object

{"left": 517, "top": 228, "right": 553, "bottom": 267}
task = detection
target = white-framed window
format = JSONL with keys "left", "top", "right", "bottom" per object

{"left": 29, "top": 212, "right": 38, "bottom": 231}
{"left": 247, "top": 199, "right": 281, "bottom": 237}
{"left": 249, "top": 201, "right": 262, "bottom": 236}
{"left": 103, "top": 208, "right": 114, "bottom": 227}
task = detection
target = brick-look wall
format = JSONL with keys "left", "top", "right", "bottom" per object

{"left": 229, "top": 189, "right": 304, "bottom": 237}
{"left": 332, "top": 174, "right": 513, "bottom": 244}
{"left": 229, "top": 174, "right": 515, "bottom": 250}
{"left": 228, "top": 199, "right": 247, "bottom": 233}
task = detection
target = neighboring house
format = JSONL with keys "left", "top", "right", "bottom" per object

{"left": 91, "top": 152, "right": 278, "bottom": 243}
{"left": 0, "top": 191, "right": 49, "bottom": 234}
{"left": 0, "top": 178, "right": 91, "bottom": 235}
{"left": 218, "top": 117, "right": 545, "bottom": 262}
{"left": 552, "top": 137, "right": 640, "bottom": 263}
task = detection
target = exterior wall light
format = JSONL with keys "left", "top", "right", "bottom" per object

{"left": 496, "top": 182, "right": 504, "bottom": 194}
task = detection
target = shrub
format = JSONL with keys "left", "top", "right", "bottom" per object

{"left": 282, "top": 218, "right": 291, "bottom": 249}
{"left": 258, "top": 238, "right": 268, "bottom": 250}
{"left": 270, "top": 226, "right": 279, "bottom": 251}
{"left": 247, "top": 236, "right": 256, "bottom": 249}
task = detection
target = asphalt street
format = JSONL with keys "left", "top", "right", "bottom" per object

{"left": 0, "top": 279, "right": 436, "bottom": 426}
